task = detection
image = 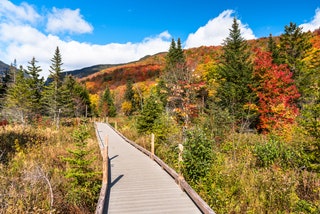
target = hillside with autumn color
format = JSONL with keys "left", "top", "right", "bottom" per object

{"left": 78, "top": 29, "right": 320, "bottom": 99}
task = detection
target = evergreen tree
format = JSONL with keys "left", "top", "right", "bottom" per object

{"left": 101, "top": 84, "right": 117, "bottom": 117}
{"left": 42, "top": 47, "right": 64, "bottom": 127}
{"left": 137, "top": 91, "right": 163, "bottom": 134}
{"left": 123, "top": 79, "right": 135, "bottom": 115}
{"left": 5, "top": 66, "right": 32, "bottom": 123}
{"left": 278, "top": 22, "right": 312, "bottom": 91}
{"left": 217, "top": 18, "right": 257, "bottom": 131}
{"left": 25, "top": 57, "right": 44, "bottom": 116}
{"left": 60, "top": 75, "right": 91, "bottom": 118}
{"left": 62, "top": 125, "right": 101, "bottom": 209}
{"left": 267, "top": 34, "right": 279, "bottom": 63}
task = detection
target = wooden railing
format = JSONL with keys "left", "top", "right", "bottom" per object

{"left": 105, "top": 122, "right": 216, "bottom": 214}
{"left": 95, "top": 123, "right": 108, "bottom": 214}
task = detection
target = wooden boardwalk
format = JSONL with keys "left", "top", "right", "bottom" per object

{"left": 95, "top": 122, "right": 203, "bottom": 214}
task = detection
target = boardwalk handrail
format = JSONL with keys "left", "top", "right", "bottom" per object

{"left": 106, "top": 122, "right": 216, "bottom": 214}
{"left": 95, "top": 123, "right": 108, "bottom": 214}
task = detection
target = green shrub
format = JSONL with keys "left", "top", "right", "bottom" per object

{"left": 182, "top": 127, "right": 214, "bottom": 182}
{"left": 254, "top": 137, "right": 303, "bottom": 169}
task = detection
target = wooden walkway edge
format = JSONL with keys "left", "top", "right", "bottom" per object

{"left": 95, "top": 122, "right": 215, "bottom": 214}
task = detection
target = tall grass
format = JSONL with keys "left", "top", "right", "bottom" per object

{"left": 0, "top": 122, "right": 102, "bottom": 213}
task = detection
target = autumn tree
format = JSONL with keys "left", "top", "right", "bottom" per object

{"left": 217, "top": 18, "right": 257, "bottom": 131}
{"left": 253, "top": 49, "right": 300, "bottom": 133}
{"left": 161, "top": 38, "right": 196, "bottom": 126}
{"left": 122, "top": 79, "right": 136, "bottom": 115}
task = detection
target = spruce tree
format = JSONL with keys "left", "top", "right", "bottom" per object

{"left": 5, "top": 66, "right": 32, "bottom": 123}
{"left": 267, "top": 34, "right": 279, "bottom": 63}
{"left": 62, "top": 125, "right": 101, "bottom": 208}
{"left": 137, "top": 91, "right": 163, "bottom": 134}
{"left": 278, "top": 22, "right": 312, "bottom": 90}
{"left": 217, "top": 18, "right": 257, "bottom": 130}
{"left": 42, "top": 47, "right": 64, "bottom": 127}
{"left": 123, "top": 79, "right": 135, "bottom": 115}
{"left": 26, "top": 57, "right": 44, "bottom": 116}
{"left": 60, "top": 75, "right": 91, "bottom": 118}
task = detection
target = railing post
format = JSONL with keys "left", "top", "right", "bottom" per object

{"left": 151, "top": 133, "right": 155, "bottom": 160}
{"left": 96, "top": 134, "right": 109, "bottom": 214}
{"left": 102, "top": 135, "right": 108, "bottom": 184}
{"left": 178, "top": 143, "right": 184, "bottom": 187}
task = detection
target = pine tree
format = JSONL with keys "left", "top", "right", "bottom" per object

{"left": 25, "top": 57, "right": 44, "bottom": 116}
{"left": 217, "top": 18, "right": 257, "bottom": 131}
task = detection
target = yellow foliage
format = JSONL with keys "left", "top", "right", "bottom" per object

{"left": 121, "top": 101, "right": 132, "bottom": 116}
{"left": 89, "top": 93, "right": 99, "bottom": 107}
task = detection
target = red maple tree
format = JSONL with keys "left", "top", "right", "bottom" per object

{"left": 253, "top": 49, "right": 300, "bottom": 133}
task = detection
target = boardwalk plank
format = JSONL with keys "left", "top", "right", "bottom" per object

{"left": 95, "top": 122, "right": 202, "bottom": 214}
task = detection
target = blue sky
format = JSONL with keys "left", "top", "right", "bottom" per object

{"left": 0, "top": 0, "right": 319, "bottom": 78}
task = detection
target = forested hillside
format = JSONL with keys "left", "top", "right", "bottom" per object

{"left": 0, "top": 20, "right": 319, "bottom": 213}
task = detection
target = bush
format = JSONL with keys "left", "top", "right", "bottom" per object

{"left": 182, "top": 127, "right": 214, "bottom": 182}
{"left": 253, "top": 137, "right": 303, "bottom": 169}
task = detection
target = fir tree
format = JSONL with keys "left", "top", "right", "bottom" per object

{"left": 217, "top": 18, "right": 257, "bottom": 131}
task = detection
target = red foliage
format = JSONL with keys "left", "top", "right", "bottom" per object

{"left": 0, "top": 119, "right": 8, "bottom": 129}
{"left": 253, "top": 49, "right": 300, "bottom": 133}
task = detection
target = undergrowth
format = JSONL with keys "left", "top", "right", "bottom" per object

{"left": 0, "top": 121, "right": 102, "bottom": 214}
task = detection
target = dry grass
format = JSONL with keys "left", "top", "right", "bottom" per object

{"left": 0, "top": 122, "right": 102, "bottom": 214}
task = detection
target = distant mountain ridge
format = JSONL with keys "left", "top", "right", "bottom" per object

{"left": 63, "top": 63, "right": 125, "bottom": 79}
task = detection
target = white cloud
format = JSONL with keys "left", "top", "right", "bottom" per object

{"left": 0, "top": 2, "right": 171, "bottom": 79}
{"left": 46, "top": 7, "right": 93, "bottom": 34}
{"left": 0, "top": 21, "right": 171, "bottom": 78}
{"left": 300, "top": 8, "right": 320, "bottom": 32}
{"left": 0, "top": 0, "right": 40, "bottom": 24}
{"left": 185, "top": 10, "right": 256, "bottom": 48}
